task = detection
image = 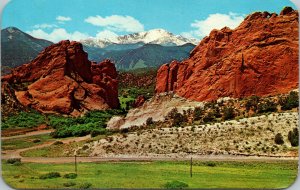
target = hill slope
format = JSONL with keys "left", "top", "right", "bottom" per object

{"left": 1, "top": 27, "right": 53, "bottom": 73}
{"left": 98, "top": 43, "right": 195, "bottom": 70}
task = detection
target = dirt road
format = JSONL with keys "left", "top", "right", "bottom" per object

{"left": 2, "top": 154, "right": 298, "bottom": 164}
{"left": 1, "top": 134, "right": 91, "bottom": 160}
{"left": 1, "top": 129, "right": 54, "bottom": 140}
{"left": 1, "top": 130, "right": 298, "bottom": 164}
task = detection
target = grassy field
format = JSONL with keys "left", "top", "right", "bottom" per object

{"left": 2, "top": 134, "right": 54, "bottom": 150}
{"left": 2, "top": 160, "right": 298, "bottom": 189}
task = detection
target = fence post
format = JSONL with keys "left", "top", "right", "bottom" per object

{"left": 75, "top": 154, "right": 77, "bottom": 174}
{"left": 190, "top": 157, "right": 192, "bottom": 178}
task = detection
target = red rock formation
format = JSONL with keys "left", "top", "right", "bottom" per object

{"left": 156, "top": 7, "right": 299, "bottom": 101}
{"left": 2, "top": 40, "right": 119, "bottom": 116}
{"left": 133, "top": 95, "right": 146, "bottom": 108}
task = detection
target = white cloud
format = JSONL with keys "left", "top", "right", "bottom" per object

{"left": 27, "top": 28, "right": 89, "bottom": 43}
{"left": 183, "top": 12, "right": 244, "bottom": 39}
{"left": 84, "top": 15, "right": 144, "bottom": 33}
{"left": 56, "top": 16, "right": 72, "bottom": 22}
{"left": 95, "top": 30, "right": 118, "bottom": 42}
{"left": 33, "top": 23, "right": 58, "bottom": 29}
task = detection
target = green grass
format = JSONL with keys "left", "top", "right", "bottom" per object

{"left": 1, "top": 134, "right": 54, "bottom": 150}
{"left": 20, "top": 135, "right": 106, "bottom": 157}
{"left": 119, "top": 96, "right": 135, "bottom": 110}
{"left": 118, "top": 86, "right": 155, "bottom": 110}
{"left": 2, "top": 160, "right": 298, "bottom": 189}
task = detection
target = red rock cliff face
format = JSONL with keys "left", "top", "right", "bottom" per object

{"left": 156, "top": 7, "right": 299, "bottom": 101}
{"left": 2, "top": 40, "right": 119, "bottom": 116}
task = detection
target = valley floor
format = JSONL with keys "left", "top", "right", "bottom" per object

{"left": 1, "top": 107, "right": 299, "bottom": 189}
{"left": 2, "top": 160, "right": 298, "bottom": 189}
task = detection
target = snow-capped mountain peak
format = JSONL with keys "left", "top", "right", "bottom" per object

{"left": 80, "top": 29, "right": 198, "bottom": 48}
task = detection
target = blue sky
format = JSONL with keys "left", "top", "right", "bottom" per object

{"left": 1, "top": 0, "right": 297, "bottom": 42}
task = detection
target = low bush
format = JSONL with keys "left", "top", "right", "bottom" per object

{"left": 172, "top": 112, "right": 186, "bottom": 127}
{"left": 166, "top": 108, "right": 179, "bottom": 120}
{"left": 63, "top": 182, "right": 76, "bottom": 187}
{"left": 63, "top": 173, "right": 77, "bottom": 179}
{"left": 79, "top": 182, "right": 92, "bottom": 189}
{"left": 280, "top": 91, "right": 299, "bottom": 110}
{"left": 91, "top": 128, "right": 107, "bottom": 137}
{"left": 205, "top": 161, "right": 217, "bottom": 167}
{"left": 32, "top": 139, "right": 41, "bottom": 143}
{"left": 245, "top": 96, "right": 260, "bottom": 112}
{"left": 49, "top": 110, "right": 123, "bottom": 138}
{"left": 222, "top": 107, "right": 235, "bottom": 120}
{"left": 164, "top": 180, "right": 189, "bottom": 189}
{"left": 39, "top": 172, "right": 61, "bottom": 179}
{"left": 1, "top": 111, "right": 45, "bottom": 129}
{"left": 203, "top": 112, "right": 216, "bottom": 123}
{"left": 257, "top": 100, "right": 277, "bottom": 113}
{"left": 274, "top": 133, "right": 284, "bottom": 145}
{"left": 193, "top": 107, "right": 203, "bottom": 121}
{"left": 146, "top": 117, "right": 154, "bottom": 125}
{"left": 288, "top": 128, "right": 299, "bottom": 147}
{"left": 6, "top": 158, "right": 21, "bottom": 165}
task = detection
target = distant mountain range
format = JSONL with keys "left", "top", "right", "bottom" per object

{"left": 81, "top": 29, "right": 197, "bottom": 70}
{"left": 80, "top": 29, "right": 198, "bottom": 48}
{"left": 1, "top": 27, "right": 53, "bottom": 73}
{"left": 1, "top": 27, "right": 197, "bottom": 71}
{"left": 95, "top": 43, "right": 195, "bottom": 70}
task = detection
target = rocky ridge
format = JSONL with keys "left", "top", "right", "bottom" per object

{"left": 156, "top": 7, "right": 299, "bottom": 101}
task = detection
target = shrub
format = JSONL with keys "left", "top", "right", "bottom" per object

{"left": 172, "top": 112, "right": 186, "bottom": 127}
{"left": 79, "top": 182, "right": 92, "bottom": 189}
{"left": 257, "top": 100, "right": 277, "bottom": 113}
{"left": 32, "top": 139, "right": 41, "bottom": 143}
{"left": 63, "top": 173, "right": 77, "bottom": 179}
{"left": 7, "top": 158, "right": 21, "bottom": 165}
{"left": 288, "top": 128, "right": 299, "bottom": 147}
{"left": 245, "top": 96, "right": 260, "bottom": 112}
{"left": 205, "top": 161, "right": 217, "bottom": 167}
{"left": 280, "top": 91, "right": 299, "bottom": 110}
{"left": 91, "top": 128, "right": 107, "bottom": 137}
{"left": 146, "top": 117, "right": 154, "bottom": 125}
{"left": 1, "top": 111, "right": 45, "bottom": 129}
{"left": 167, "top": 108, "right": 179, "bottom": 120}
{"left": 193, "top": 107, "right": 203, "bottom": 121}
{"left": 39, "top": 172, "right": 61, "bottom": 179}
{"left": 212, "top": 107, "right": 222, "bottom": 118}
{"left": 63, "top": 182, "right": 76, "bottom": 187}
{"left": 53, "top": 141, "right": 63, "bottom": 145}
{"left": 274, "top": 133, "right": 284, "bottom": 145}
{"left": 203, "top": 112, "right": 215, "bottom": 123}
{"left": 120, "top": 128, "right": 129, "bottom": 133}
{"left": 49, "top": 109, "right": 123, "bottom": 138}
{"left": 222, "top": 107, "right": 235, "bottom": 120}
{"left": 164, "top": 180, "right": 189, "bottom": 189}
